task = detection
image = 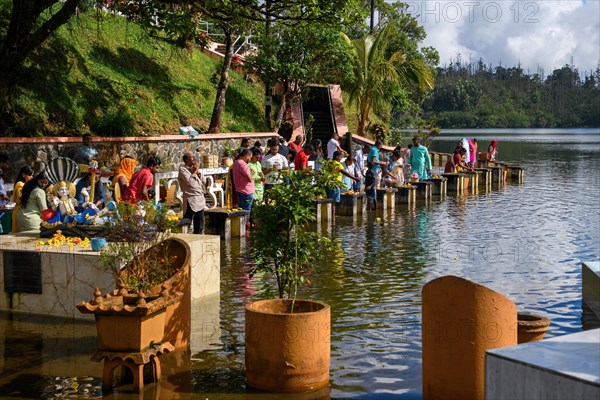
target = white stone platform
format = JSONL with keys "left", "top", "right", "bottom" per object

{"left": 485, "top": 328, "right": 600, "bottom": 399}
{"left": 0, "top": 232, "right": 220, "bottom": 320}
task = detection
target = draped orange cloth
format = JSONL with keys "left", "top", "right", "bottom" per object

{"left": 112, "top": 157, "right": 139, "bottom": 186}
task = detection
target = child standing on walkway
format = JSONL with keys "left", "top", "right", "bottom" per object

{"left": 364, "top": 161, "right": 377, "bottom": 210}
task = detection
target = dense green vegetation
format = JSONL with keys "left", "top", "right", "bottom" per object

{"left": 3, "top": 10, "right": 268, "bottom": 137}
{"left": 421, "top": 60, "right": 600, "bottom": 128}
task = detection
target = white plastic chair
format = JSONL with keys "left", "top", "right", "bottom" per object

{"left": 205, "top": 176, "right": 224, "bottom": 208}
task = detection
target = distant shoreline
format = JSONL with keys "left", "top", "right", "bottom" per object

{"left": 396, "top": 127, "right": 600, "bottom": 135}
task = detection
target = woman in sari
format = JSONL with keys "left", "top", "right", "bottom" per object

{"left": 488, "top": 140, "right": 498, "bottom": 160}
{"left": 11, "top": 166, "right": 34, "bottom": 232}
{"left": 15, "top": 172, "right": 49, "bottom": 232}
{"left": 112, "top": 156, "right": 138, "bottom": 201}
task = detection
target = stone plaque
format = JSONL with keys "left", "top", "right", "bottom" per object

{"left": 3, "top": 251, "right": 42, "bottom": 294}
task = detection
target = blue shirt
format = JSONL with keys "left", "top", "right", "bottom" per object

{"left": 367, "top": 147, "right": 381, "bottom": 172}
{"left": 75, "top": 178, "right": 105, "bottom": 212}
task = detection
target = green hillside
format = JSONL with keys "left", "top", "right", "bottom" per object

{"left": 7, "top": 11, "right": 268, "bottom": 137}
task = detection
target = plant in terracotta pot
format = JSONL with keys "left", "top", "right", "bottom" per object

{"left": 77, "top": 201, "right": 189, "bottom": 352}
{"left": 246, "top": 169, "right": 337, "bottom": 393}
{"left": 222, "top": 141, "right": 237, "bottom": 167}
{"left": 93, "top": 202, "right": 180, "bottom": 290}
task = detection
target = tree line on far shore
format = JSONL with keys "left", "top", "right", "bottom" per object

{"left": 415, "top": 57, "right": 600, "bottom": 129}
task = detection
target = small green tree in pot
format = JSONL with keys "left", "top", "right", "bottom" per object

{"left": 249, "top": 169, "right": 336, "bottom": 301}
{"left": 245, "top": 168, "right": 339, "bottom": 392}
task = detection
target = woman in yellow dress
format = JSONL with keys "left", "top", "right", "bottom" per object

{"left": 11, "top": 166, "right": 34, "bottom": 233}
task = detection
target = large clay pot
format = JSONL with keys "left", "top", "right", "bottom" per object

{"left": 94, "top": 303, "right": 167, "bottom": 352}
{"left": 145, "top": 238, "right": 192, "bottom": 351}
{"left": 77, "top": 288, "right": 183, "bottom": 352}
{"left": 517, "top": 312, "right": 551, "bottom": 343}
{"left": 78, "top": 238, "right": 191, "bottom": 352}
{"left": 245, "top": 299, "right": 330, "bottom": 392}
{"left": 122, "top": 237, "right": 192, "bottom": 351}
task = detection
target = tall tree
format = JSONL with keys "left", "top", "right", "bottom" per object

{"left": 341, "top": 25, "right": 433, "bottom": 136}
{"left": 201, "top": 3, "right": 254, "bottom": 133}
{"left": 246, "top": 22, "right": 353, "bottom": 130}
{"left": 227, "top": 0, "right": 365, "bottom": 129}
{"left": 0, "top": 0, "right": 81, "bottom": 127}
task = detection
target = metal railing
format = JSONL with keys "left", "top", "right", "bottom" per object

{"left": 198, "top": 21, "right": 255, "bottom": 56}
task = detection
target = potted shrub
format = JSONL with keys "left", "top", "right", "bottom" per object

{"left": 222, "top": 141, "right": 237, "bottom": 167}
{"left": 77, "top": 202, "right": 190, "bottom": 352}
{"left": 246, "top": 169, "right": 337, "bottom": 392}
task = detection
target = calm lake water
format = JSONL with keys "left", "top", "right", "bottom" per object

{"left": 0, "top": 128, "right": 599, "bottom": 399}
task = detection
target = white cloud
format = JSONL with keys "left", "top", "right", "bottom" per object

{"left": 408, "top": 0, "right": 600, "bottom": 75}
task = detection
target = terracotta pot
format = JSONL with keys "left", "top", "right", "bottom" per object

{"left": 78, "top": 289, "right": 183, "bottom": 352}
{"left": 517, "top": 312, "right": 551, "bottom": 343}
{"left": 78, "top": 238, "right": 190, "bottom": 352}
{"left": 245, "top": 299, "right": 330, "bottom": 392}
{"left": 95, "top": 306, "right": 167, "bottom": 351}
{"left": 124, "top": 237, "right": 192, "bottom": 351}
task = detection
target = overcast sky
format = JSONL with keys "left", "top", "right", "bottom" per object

{"left": 401, "top": 0, "right": 600, "bottom": 76}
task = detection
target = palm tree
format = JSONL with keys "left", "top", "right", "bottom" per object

{"left": 341, "top": 26, "right": 434, "bottom": 136}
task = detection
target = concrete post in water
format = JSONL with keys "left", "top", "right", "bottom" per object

{"left": 507, "top": 165, "right": 524, "bottom": 183}
{"left": 422, "top": 276, "right": 517, "bottom": 400}
{"left": 442, "top": 173, "right": 464, "bottom": 194}
{"left": 314, "top": 198, "right": 333, "bottom": 231}
{"left": 412, "top": 181, "right": 432, "bottom": 201}
{"left": 425, "top": 177, "right": 447, "bottom": 197}
{"left": 440, "top": 153, "right": 451, "bottom": 168}
{"left": 396, "top": 185, "right": 416, "bottom": 206}
{"left": 376, "top": 188, "right": 396, "bottom": 211}
{"left": 462, "top": 171, "right": 480, "bottom": 194}
{"left": 337, "top": 193, "right": 361, "bottom": 219}
{"left": 489, "top": 166, "right": 504, "bottom": 186}
{"left": 475, "top": 168, "right": 492, "bottom": 191}
{"left": 356, "top": 193, "right": 367, "bottom": 215}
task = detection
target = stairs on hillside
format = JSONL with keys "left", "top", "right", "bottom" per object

{"left": 301, "top": 86, "right": 336, "bottom": 145}
{"left": 214, "top": 43, "right": 249, "bottom": 55}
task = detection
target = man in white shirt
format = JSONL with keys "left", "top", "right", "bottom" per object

{"left": 327, "top": 132, "right": 347, "bottom": 159}
{"left": 261, "top": 138, "right": 289, "bottom": 191}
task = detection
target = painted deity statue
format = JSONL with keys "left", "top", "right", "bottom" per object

{"left": 42, "top": 181, "right": 79, "bottom": 228}
{"left": 41, "top": 180, "right": 102, "bottom": 229}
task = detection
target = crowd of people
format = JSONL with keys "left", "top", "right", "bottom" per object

{"left": 443, "top": 137, "right": 498, "bottom": 173}
{"left": 0, "top": 133, "right": 500, "bottom": 235}
{"left": 0, "top": 135, "right": 167, "bottom": 234}
{"left": 224, "top": 134, "right": 435, "bottom": 220}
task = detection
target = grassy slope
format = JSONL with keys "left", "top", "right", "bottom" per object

{"left": 11, "top": 11, "right": 268, "bottom": 137}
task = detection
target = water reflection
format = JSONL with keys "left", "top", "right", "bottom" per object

{"left": 0, "top": 131, "right": 598, "bottom": 398}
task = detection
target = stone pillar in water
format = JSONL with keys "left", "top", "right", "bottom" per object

{"left": 422, "top": 275, "right": 517, "bottom": 400}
